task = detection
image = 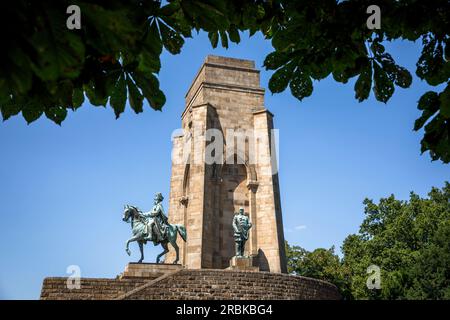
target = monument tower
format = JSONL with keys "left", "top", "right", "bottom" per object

{"left": 166, "top": 55, "right": 287, "bottom": 273}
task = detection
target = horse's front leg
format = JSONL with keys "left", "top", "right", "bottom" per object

{"left": 138, "top": 241, "right": 144, "bottom": 263}
{"left": 171, "top": 241, "right": 180, "bottom": 264}
{"left": 125, "top": 235, "right": 139, "bottom": 256}
{"left": 156, "top": 242, "right": 169, "bottom": 264}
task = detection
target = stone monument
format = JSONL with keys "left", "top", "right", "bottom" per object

{"left": 165, "top": 55, "right": 287, "bottom": 273}
{"left": 40, "top": 55, "right": 342, "bottom": 300}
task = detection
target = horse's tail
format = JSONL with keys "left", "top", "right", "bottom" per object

{"left": 176, "top": 225, "right": 187, "bottom": 242}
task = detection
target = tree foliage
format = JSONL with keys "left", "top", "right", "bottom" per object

{"left": 0, "top": 1, "right": 448, "bottom": 162}
{"left": 285, "top": 242, "right": 352, "bottom": 299}
{"left": 286, "top": 182, "right": 450, "bottom": 299}
{"left": 0, "top": 0, "right": 267, "bottom": 124}
{"left": 261, "top": 0, "right": 449, "bottom": 163}
{"left": 342, "top": 182, "right": 450, "bottom": 299}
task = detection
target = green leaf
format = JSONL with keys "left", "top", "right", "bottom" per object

{"left": 159, "top": 21, "right": 184, "bottom": 54}
{"left": 22, "top": 102, "right": 43, "bottom": 124}
{"left": 376, "top": 52, "right": 412, "bottom": 89}
{"left": 6, "top": 48, "right": 33, "bottom": 94}
{"left": 0, "top": 100, "right": 21, "bottom": 121}
{"left": 137, "top": 50, "right": 161, "bottom": 74}
{"left": 439, "top": 84, "right": 450, "bottom": 118}
{"left": 331, "top": 50, "right": 364, "bottom": 84}
{"left": 72, "top": 88, "right": 85, "bottom": 110}
{"left": 228, "top": 25, "right": 240, "bottom": 44}
{"left": 84, "top": 80, "right": 108, "bottom": 107}
{"left": 56, "top": 80, "right": 74, "bottom": 107}
{"left": 133, "top": 72, "right": 166, "bottom": 111}
{"left": 289, "top": 68, "right": 313, "bottom": 101}
{"left": 110, "top": 74, "right": 127, "bottom": 118}
{"left": 354, "top": 61, "right": 373, "bottom": 102}
{"left": 393, "top": 66, "right": 412, "bottom": 88}
{"left": 81, "top": 3, "right": 139, "bottom": 54}
{"left": 219, "top": 30, "right": 228, "bottom": 49}
{"left": 159, "top": 2, "right": 180, "bottom": 16}
{"left": 370, "top": 42, "right": 385, "bottom": 55}
{"left": 414, "top": 109, "right": 439, "bottom": 132}
{"left": 143, "top": 20, "right": 164, "bottom": 57}
{"left": 271, "top": 26, "right": 298, "bottom": 52}
{"left": 242, "top": 4, "right": 258, "bottom": 31}
{"left": 420, "top": 114, "right": 450, "bottom": 162}
{"left": 181, "top": 0, "right": 228, "bottom": 31}
{"left": 28, "top": 9, "right": 84, "bottom": 81}
{"left": 416, "top": 37, "right": 449, "bottom": 86}
{"left": 445, "top": 38, "right": 450, "bottom": 61}
{"left": 45, "top": 106, "right": 67, "bottom": 125}
{"left": 255, "top": 4, "right": 265, "bottom": 19}
{"left": 414, "top": 91, "right": 440, "bottom": 131}
{"left": 126, "top": 75, "right": 143, "bottom": 114}
{"left": 264, "top": 52, "right": 290, "bottom": 70}
{"left": 418, "top": 91, "right": 440, "bottom": 111}
{"left": 208, "top": 31, "right": 219, "bottom": 48}
{"left": 268, "top": 63, "right": 295, "bottom": 94}
{"left": 373, "top": 63, "right": 394, "bottom": 103}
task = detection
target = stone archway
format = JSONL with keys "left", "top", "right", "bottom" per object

{"left": 218, "top": 161, "right": 249, "bottom": 268}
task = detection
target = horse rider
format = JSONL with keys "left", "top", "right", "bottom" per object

{"left": 144, "top": 192, "right": 169, "bottom": 243}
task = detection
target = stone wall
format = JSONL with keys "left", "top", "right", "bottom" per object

{"left": 40, "top": 277, "right": 150, "bottom": 300}
{"left": 40, "top": 269, "right": 341, "bottom": 300}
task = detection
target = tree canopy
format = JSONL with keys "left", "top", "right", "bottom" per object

{"left": 286, "top": 182, "right": 450, "bottom": 299}
{"left": 0, "top": 1, "right": 448, "bottom": 162}
{"left": 285, "top": 242, "right": 352, "bottom": 298}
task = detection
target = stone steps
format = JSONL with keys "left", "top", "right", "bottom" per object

{"left": 40, "top": 277, "right": 150, "bottom": 300}
{"left": 120, "top": 269, "right": 341, "bottom": 300}
{"left": 41, "top": 266, "right": 342, "bottom": 300}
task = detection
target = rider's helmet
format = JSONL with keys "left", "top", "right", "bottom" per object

{"left": 154, "top": 192, "right": 164, "bottom": 202}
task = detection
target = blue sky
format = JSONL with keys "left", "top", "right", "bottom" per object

{"left": 0, "top": 31, "right": 448, "bottom": 299}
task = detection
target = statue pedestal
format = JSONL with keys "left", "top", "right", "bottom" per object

{"left": 227, "top": 256, "right": 259, "bottom": 272}
{"left": 120, "top": 263, "right": 183, "bottom": 279}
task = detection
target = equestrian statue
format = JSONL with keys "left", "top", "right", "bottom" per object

{"left": 122, "top": 192, "right": 186, "bottom": 264}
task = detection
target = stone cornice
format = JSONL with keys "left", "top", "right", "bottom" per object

{"left": 184, "top": 81, "right": 265, "bottom": 114}
{"left": 252, "top": 108, "right": 274, "bottom": 118}
{"left": 185, "top": 61, "right": 260, "bottom": 99}
{"left": 181, "top": 102, "right": 216, "bottom": 120}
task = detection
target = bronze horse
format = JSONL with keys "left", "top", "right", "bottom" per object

{"left": 122, "top": 205, "right": 186, "bottom": 264}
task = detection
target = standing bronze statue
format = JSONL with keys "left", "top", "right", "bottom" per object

{"left": 122, "top": 192, "right": 186, "bottom": 264}
{"left": 232, "top": 208, "right": 252, "bottom": 257}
